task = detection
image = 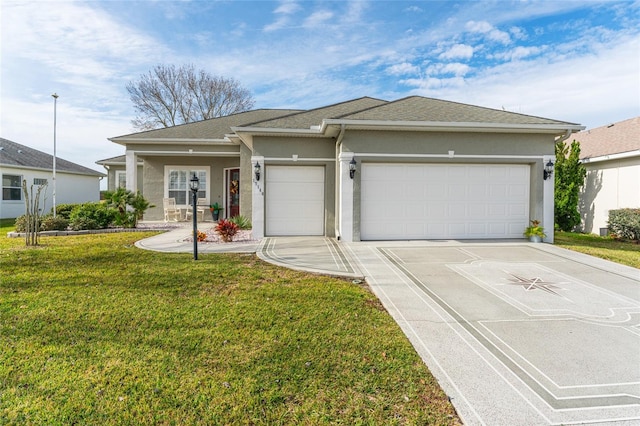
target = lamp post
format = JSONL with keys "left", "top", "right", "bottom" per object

{"left": 52, "top": 93, "right": 59, "bottom": 217}
{"left": 190, "top": 173, "right": 200, "bottom": 260}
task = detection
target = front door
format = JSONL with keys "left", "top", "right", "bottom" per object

{"left": 226, "top": 168, "right": 240, "bottom": 218}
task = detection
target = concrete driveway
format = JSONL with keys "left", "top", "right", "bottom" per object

{"left": 340, "top": 241, "right": 640, "bottom": 426}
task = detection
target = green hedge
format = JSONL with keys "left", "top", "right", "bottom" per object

{"left": 69, "top": 202, "right": 116, "bottom": 230}
{"left": 608, "top": 208, "right": 640, "bottom": 241}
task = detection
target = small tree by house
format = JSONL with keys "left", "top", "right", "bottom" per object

{"left": 21, "top": 180, "right": 47, "bottom": 246}
{"left": 555, "top": 139, "right": 586, "bottom": 232}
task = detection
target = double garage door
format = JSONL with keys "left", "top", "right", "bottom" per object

{"left": 361, "top": 163, "right": 530, "bottom": 240}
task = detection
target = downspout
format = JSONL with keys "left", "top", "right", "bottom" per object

{"left": 335, "top": 124, "right": 346, "bottom": 240}
{"left": 555, "top": 128, "right": 573, "bottom": 146}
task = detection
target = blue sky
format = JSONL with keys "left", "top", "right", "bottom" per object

{"left": 1, "top": 0, "right": 639, "bottom": 177}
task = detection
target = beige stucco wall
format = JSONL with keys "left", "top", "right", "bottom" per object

{"left": 252, "top": 136, "right": 337, "bottom": 237}
{"left": 140, "top": 155, "right": 240, "bottom": 221}
{"left": 239, "top": 142, "right": 253, "bottom": 219}
{"left": 580, "top": 157, "right": 640, "bottom": 234}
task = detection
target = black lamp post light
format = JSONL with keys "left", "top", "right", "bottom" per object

{"left": 254, "top": 162, "right": 261, "bottom": 181}
{"left": 190, "top": 173, "right": 199, "bottom": 261}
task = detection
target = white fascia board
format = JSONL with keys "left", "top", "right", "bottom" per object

{"left": 581, "top": 150, "right": 640, "bottom": 164}
{"left": 126, "top": 150, "right": 240, "bottom": 157}
{"left": 108, "top": 137, "right": 233, "bottom": 146}
{"left": 321, "top": 119, "right": 585, "bottom": 134}
{"left": 230, "top": 126, "right": 322, "bottom": 136}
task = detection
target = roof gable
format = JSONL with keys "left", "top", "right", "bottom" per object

{"left": 0, "top": 138, "right": 104, "bottom": 176}
{"left": 243, "top": 97, "right": 388, "bottom": 129}
{"left": 571, "top": 116, "right": 640, "bottom": 159}
{"left": 111, "top": 109, "right": 303, "bottom": 141}
{"left": 340, "top": 96, "right": 578, "bottom": 126}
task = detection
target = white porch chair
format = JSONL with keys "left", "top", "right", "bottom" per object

{"left": 163, "top": 198, "right": 182, "bottom": 222}
{"left": 185, "top": 197, "right": 207, "bottom": 221}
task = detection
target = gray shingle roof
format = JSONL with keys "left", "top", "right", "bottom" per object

{"left": 0, "top": 138, "right": 104, "bottom": 176}
{"left": 571, "top": 116, "right": 640, "bottom": 159}
{"left": 340, "top": 96, "right": 579, "bottom": 125}
{"left": 111, "top": 109, "right": 303, "bottom": 141}
{"left": 243, "top": 97, "right": 388, "bottom": 129}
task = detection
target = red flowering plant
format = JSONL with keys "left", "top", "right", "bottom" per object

{"left": 215, "top": 219, "right": 239, "bottom": 242}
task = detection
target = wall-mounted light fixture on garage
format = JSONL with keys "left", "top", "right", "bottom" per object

{"left": 543, "top": 160, "right": 554, "bottom": 180}
{"left": 254, "top": 162, "right": 261, "bottom": 181}
{"left": 349, "top": 157, "right": 357, "bottom": 179}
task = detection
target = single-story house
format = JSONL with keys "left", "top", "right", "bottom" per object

{"left": 573, "top": 117, "right": 640, "bottom": 235}
{"left": 1, "top": 138, "right": 105, "bottom": 219}
{"left": 104, "top": 96, "right": 584, "bottom": 243}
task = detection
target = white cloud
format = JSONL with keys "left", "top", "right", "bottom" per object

{"left": 465, "top": 20, "right": 511, "bottom": 44}
{"left": 404, "top": 6, "right": 423, "bottom": 13}
{"left": 491, "top": 45, "right": 545, "bottom": 61}
{"left": 264, "top": 0, "right": 300, "bottom": 31}
{"left": 426, "top": 62, "right": 470, "bottom": 77}
{"left": 411, "top": 35, "right": 640, "bottom": 129}
{"left": 304, "top": 10, "right": 333, "bottom": 28}
{"left": 386, "top": 62, "right": 420, "bottom": 76}
{"left": 439, "top": 43, "right": 474, "bottom": 60}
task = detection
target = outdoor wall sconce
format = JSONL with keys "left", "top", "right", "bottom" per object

{"left": 543, "top": 160, "right": 554, "bottom": 180}
{"left": 189, "top": 173, "right": 200, "bottom": 261}
{"left": 349, "top": 157, "right": 357, "bottom": 179}
{"left": 254, "top": 162, "right": 261, "bottom": 181}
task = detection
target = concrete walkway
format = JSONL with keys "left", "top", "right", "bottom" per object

{"left": 135, "top": 226, "right": 640, "bottom": 425}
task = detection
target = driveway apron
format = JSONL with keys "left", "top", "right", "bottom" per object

{"left": 344, "top": 241, "right": 640, "bottom": 426}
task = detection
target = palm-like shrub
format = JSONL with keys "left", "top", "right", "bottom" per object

{"left": 215, "top": 219, "right": 239, "bottom": 242}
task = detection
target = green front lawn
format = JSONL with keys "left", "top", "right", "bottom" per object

{"left": 0, "top": 222, "right": 460, "bottom": 425}
{"left": 554, "top": 232, "right": 640, "bottom": 269}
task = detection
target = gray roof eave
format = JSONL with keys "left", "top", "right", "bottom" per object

{"left": 1, "top": 163, "right": 105, "bottom": 177}
{"left": 321, "top": 119, "right": 585, "bottom": 134}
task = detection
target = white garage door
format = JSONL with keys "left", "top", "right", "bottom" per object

{"left": 361, "top": 163, "right": 530, "bottom": 240}
{"left": 266, "top": 166, "right": 325, "bottom": 236}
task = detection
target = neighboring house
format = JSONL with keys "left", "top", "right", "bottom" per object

{"left": 572, "top": 117, "right": 640, "bottom": 235}
{"left": 104, "top": 96, "right": 583, "bottom": 243}
{"left": 96, "top": 155, "right": 144, "bottom": 193}
{"left": 1, "top": 138, "right": 105, "bottom": 219}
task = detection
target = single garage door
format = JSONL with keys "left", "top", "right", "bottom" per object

{"left": 266, "top": 165, "right": 325, "bottom": 236}
{"left": 361, "top": 163, "right": 529, "bottom": 240}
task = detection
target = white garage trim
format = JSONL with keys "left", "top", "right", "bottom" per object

{"left": 265, "top": 165, "right": 325, "bottom": 236}
{"left": 360, "top": 163, "right": 530, "bottom": 240}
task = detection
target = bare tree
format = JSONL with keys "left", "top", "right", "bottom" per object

{"left": 127, "top": 64, "right": 255, "bottom": 130}
{"left": 22, "top": 179, "right": 47, "bottom": 246}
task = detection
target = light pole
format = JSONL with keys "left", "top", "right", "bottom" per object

{"left": 52, "top": 93, "right": 59, "bottom": 218}
{"left": 189, "top": 173, "right": 200, "bottom": 261}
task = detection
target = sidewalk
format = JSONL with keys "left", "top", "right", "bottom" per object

{"left": 135, "top": 224, "right": 363, "bottom": 277}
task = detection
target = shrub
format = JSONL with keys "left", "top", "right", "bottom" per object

{"left": 608, "top": 208, "right": 640, "bottom": 241}
{"left": 40, "top": 215, "right": 69, "bottom": 231}
{"left": 69, "top": 202, "right": 115, "bottom": 230}
{"left": 55, "top": 203, "right": 79, "bottom": 219}
{"left": 215, "top": 219, "right": 239, "bottom": 242}
{"left": 14, "top": 215, "right": 27, "bottom": 232}
{"left": 229, "top": 215, "right": 252, "bottom": 230}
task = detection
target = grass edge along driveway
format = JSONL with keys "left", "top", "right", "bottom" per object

{"left": 0, "top": 227, "right": 460, "bottom": 425}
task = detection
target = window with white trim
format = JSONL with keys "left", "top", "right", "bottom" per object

{"left": 165, "top": 167, "right": 208, "bottom": 205}
{"left": 34, "top": 178, "right": 48, "bottom": 186}
{"left": 2, "top": 174, "right": 22, "bottom": 201}
{"left": 116, "top": 170, "right": 126, "bottom": 188}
